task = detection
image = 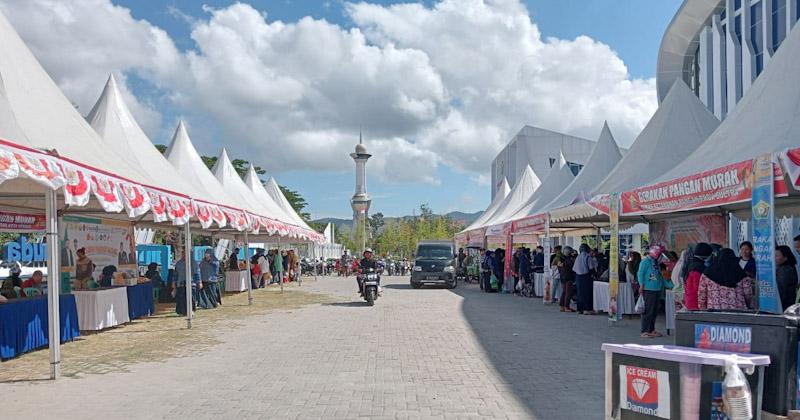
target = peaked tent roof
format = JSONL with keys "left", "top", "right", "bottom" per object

{"left": 543, "top": 122, "right": 622, "bottom": 212}
{"left": 211, "top": 148, "right": 278, "bottom": 220}
{"left": 591, "top": 80, "right": 719, "bottom": 195}
{"left": 462, "top": 178, "right": 510, "bottom": 233}
{"left": 507, "top": 152, "right": 575, "bottom": 221}
{"left": 481, "top": 165, "right": 541, "bottom": 228}
{"left": 654, "top": 22, "right": 800, "bottom": 184}
{"left": 86, "top": 74, "right": 211, "bottom": 202}
{"left": 263, "top": 176, "right": 314, "bottom": 230}
{"left": 164, "top": 121, "right": 243, "bottom": 212}
{"left": 243, "top": 165, "right": 299, "bottom": 226}
{"left": 0, "top": 11, "right": 157, "bottom": 191}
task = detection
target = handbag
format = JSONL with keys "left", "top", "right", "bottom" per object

{"left": 635, "top": 295, "right": 645, "bottom": 314}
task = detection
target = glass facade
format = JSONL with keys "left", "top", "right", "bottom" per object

{"left": 683, "top": 0, "right": 797, "bottom": 119}
{"left": 752, "top": 2, "right": 764, "bottom": 75}
{"left": 773, "top": 0, "right": 787, "bottom": 51}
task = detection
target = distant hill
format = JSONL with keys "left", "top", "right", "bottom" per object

{"left": 312, "top": 211, "right": 482, "bottom": 233}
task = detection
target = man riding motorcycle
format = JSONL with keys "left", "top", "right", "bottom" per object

{"left": 357, "top": 248, "right": 377, "bottom": 296}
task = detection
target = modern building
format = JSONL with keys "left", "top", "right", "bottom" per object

{"left": 350, "top": 133, "right": 372, "bottom": 238}
{"left": 659, "top": 0, "right": 799, "bottom": 119}
{"left": 490, "top": 126, "right": 597, "bottom": 199}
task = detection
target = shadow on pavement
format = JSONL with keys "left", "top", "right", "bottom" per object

{"left": 382, "top": 284, "right": 411, "bottom": 290}
{"left": 323, "top": 301, "right": 372, "bottom": 308}
{"left": 446, "top": 282, "right": 671, "bottom": 419}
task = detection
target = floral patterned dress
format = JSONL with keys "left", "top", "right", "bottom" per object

{"left": 697, "top": 275, "right": 753, "bottom": 310}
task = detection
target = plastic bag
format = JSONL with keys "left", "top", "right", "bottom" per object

{"left": 489, "top": 274, "right": 499, "bottom": 291}
{"left": 634, "top": 295, "right": 645, "bottom": 314}
{"left": 722, "top": 358, "right": 753, "bottom": 420}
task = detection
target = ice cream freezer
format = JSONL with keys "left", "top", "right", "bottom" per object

{"left": 602, "top": 344, "right": 770, "bottom": 420}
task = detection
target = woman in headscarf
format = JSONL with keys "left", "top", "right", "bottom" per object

{"left": 775, "top": 245, "right": 799, "bottom": 311}
{"left": 572, "top": 243, "right": 597, "bottom": 314}
{"left": 99, "top": 265, "right": 117, "bottom": 288}
{"left": 683, "top": 243, "right": 713, "bottom": 311}
{"left": 228, "top": 248, "right": 240, "bottom": 271}
{"left": 1, "top": 263, "right": 23, "bottom": 299}
{"left": 697, "top": 248, "right": 753, "bottom": 310}
{"left": 638, "top": 245, "right": 673, "bottom": 337}
{"left": 174, "top": 249, "right": 200, "bottom": 316}
{"left": 145, "top": 262, "right": 170, "bottom": 303}
{"left": 670, "top": 250, "right": 687, "bottom": 310}
{"left": 625, "top": 252, "right": 642, "bottom": 299}
{"left": 199, "top": 249, "right": 220, "bottom": 309}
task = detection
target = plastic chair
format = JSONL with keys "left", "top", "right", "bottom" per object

{"left": 23, "top": 287, "right": 41, "bottom": 296}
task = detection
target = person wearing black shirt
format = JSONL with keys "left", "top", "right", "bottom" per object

{"left": 358, "top": 248, "right": 377, "bottom": 295}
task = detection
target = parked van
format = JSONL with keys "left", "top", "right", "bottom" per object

{"left": 410, "top": 240, "right": 456, "bottom": 289}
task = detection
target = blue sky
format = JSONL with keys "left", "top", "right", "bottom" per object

{"left": 5, "top": 1, "right": 682, "bottom": 220}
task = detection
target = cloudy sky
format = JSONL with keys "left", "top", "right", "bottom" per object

{"left": 0, "top": 0, "right": 681, "bottom": 218}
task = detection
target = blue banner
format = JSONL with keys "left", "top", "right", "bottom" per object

{"left": 752, "top": 154, "right": 781, "bottom": 313}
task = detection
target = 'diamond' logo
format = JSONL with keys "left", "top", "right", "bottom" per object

{"left": 631, "top": 378, "right": 650, "bottom": 400}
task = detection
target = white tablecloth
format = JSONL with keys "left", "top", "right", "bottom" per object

{"left": 665, "top": 290, "right": 676, "bottom": 332}
{"left": 225, "top": 271, "right": 249, "bottom": 292}
{"left": 73, "top": 287, "right": 130, "bottom": 331}
{"left": 593, "top": 281, "right": 636, "bottom": 315}
{"left": 533, "top": 273, "right": 545, "bottom": 296}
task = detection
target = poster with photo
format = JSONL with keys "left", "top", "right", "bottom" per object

{"left": 648, "top": 214, "right": 727, "bottom": 252}
{"left": 59, "top": 215, "right": 137, "bottom": 286}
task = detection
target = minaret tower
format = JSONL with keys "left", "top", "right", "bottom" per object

{"left": 350, "top": 132, "right": 372, "bottom": 246}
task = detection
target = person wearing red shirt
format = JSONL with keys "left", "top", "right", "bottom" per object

{"left": 684, "top": 243, "right": 712, "bottom": 310}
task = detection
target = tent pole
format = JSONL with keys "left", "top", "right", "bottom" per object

{"left": 45, "top": 189, "right": 61, "bottom": 380}
{"left": 184, "top": 223, "right": 193, "bottom": 329}
{"left": 244, "top": 230, "right": 253, "bottom": 305}
{"left": 278, "top": 236, "right": 283, "bottom": 293}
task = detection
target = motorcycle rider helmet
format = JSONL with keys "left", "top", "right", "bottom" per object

{"left": 363, "top": 248, "right": 373, "bottom": 256}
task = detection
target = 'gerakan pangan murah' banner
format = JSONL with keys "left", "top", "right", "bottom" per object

{"left": 620, "top": 158, "right": 787, "bottom": 215}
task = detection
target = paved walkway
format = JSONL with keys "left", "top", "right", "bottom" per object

{"left": 2, "top": 276, "right": 669, "bottom": 419}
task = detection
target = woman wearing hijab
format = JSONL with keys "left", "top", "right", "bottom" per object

{"left": 99, "top": 265, "right": 117, "bottom": 288}
{"left": 573, "top": 243, "right": 597, "bottom": 314}
{"left": 1, "top": 263, "right": 24, "bottom": 299}
{"left": 145, "top": 263, "right": 170, "bottom": 303}
{"left": 670, "top": 250, "right": 687, "bottom": 309}
{"left": 625, "top": 252, "right": 642, "bottom": 298}
{"left": 683, "top": 243, "right": 713, "bottom": 311}
{"left": 697, "top": 248, "right": 753, "bottom": 310}
{"left": 199, "top": 249, "right": 220, "bottom": 309}
{"left": 775, "top": 246, "right": 799, "bottom": 311}
{"left": 638, "top": 245, "right": 673, "bottom": 338}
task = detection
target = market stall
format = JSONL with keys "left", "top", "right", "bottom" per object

{"left": 73, "top": 287, "right": 130, "bottom": 331}
{"left": 0, "top": 294, "right": 79, "bottom": 359}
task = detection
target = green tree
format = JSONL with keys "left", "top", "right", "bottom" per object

{"left": 369, "top": 212, "right": 385, "bottom": 235}
{"left": 279, "top": 186, "right": 310, "bottom": 221}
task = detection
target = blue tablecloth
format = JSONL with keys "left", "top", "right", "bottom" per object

{"left": 126, "top": 283, "right": 154, "bottom": 320}
{"left": 0, "top": 294, "right": 80, "bottom": 359}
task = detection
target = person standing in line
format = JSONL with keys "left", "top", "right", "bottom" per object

{"left": 638, "top": 245, "right": 673, "bottom": 338}
{"left": 573, "top": 243, "right": 597, "bottom": 315}
{"left": 257, "top": 251, "right": 270, "bottom": 288}
{"left": 558, "top": 246, "right": 576, "bottom": 312}
{"left": 738, "top": 241, "right": 756, "bottom": 278}
{"left": 174, "top": 249, "right": 201, "bottom": 316}
{"left": 550, "top": 245, "right": 563, "bottom": 303}
{"left": 698, "top": 248, "right": 753, "bottom": 310}
{"left": 775, "top": 245, "right": 799, "bottom": 311}
{"left": 274, "top": 249, "right": 285, "bottom": 284}
{"left": 683, "top": 243, "right": 713, "bottom": 311}
{"left": 626, "top": 251, "right": 642, "bottom": 299}
{"left": 479, "top": 248, "right": 490, "bottom": 292}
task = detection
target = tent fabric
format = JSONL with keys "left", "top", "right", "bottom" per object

{"left": 0, "top": 10, "right": 182, "bottom": 221}
{"left": 481, "top": 165, "right": 542, "bottom": 228}
{"left": 263, "top": 176, "right": 314, "bottom": 231}
{"left": 462, "top": 178, "right": 510, "bottom": 233}
{"left": 211, "top": 149, "right": 279, "bottom": 235}
{"left": 591, "top": 80, "right": 719, "bottom": 195}
{"left": 652, "top": 22, "right": 800, "bottom": 185}
{"left": 542, "top": 122, "right": 622, "bottom": 212}
{"left": 506, "top": 153, "right": 574, "bottom": 221}
{"left": 164, "top": 122, "right": 248, "bottom": 231}
{"left": 244, "top": 167, "right": 321, "bottom": 241}
{"left": 86, "top": 74, "right": 225, "bottom": 227}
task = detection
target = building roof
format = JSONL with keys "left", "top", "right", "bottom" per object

{"left": 591, "top": 80, "right": 719, "bottom": 195}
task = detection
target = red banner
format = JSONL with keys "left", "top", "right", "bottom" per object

{"left": 512, "top": 213, "right": 547, "bottom": 233}
{"left": 0, "top": 210, "right": 46, "bottom": 232}
{"left": 621, "top": 159, "right": 787, "bottom": 215}
{"left": 782, "top": 147, "right": 800, "bottom": 190}
{"left": 586, "top": 194, "right": 610, "bottom": 215}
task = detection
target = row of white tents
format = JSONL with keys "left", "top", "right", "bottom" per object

{"left": 0, "top": 11, "right": 326, "bottom": 378}
{"left": 461, "top": 20, "right": 800, "bottom": 252}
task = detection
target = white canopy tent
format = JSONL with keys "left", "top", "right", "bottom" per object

{"left": 544, "top": 123, "right": 622, "bottom": 212}
{"left": 481, "top": 165, "right": 541, "bottom": 233}
{"left": 263, "top": 176, "right": 315, "bottom": 232}
{"left": 591, "top": 81, "right": 720, "bottom": 196}
{"left": 461, "top": 178, "right": 510, "bottom": 234}
{"left": 506, "top": 153, "right": 575, "bottom": 222}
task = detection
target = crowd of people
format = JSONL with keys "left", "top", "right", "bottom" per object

{"left": 470, "top": 237, "right": 800, "bottom": 338}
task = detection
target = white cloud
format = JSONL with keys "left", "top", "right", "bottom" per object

{"left": 0, "top": 0, "right": 658, "bottom": 186}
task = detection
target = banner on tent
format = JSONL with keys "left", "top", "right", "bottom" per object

{"left": 781, "top": 147, "right": 800, "bottom": 190}
{"left": 59, "top": 216, "right": 138, "bottom": 286}
{"left": 0, "top": 209, "right": 45, "bottom": 232}
{"left": 752, "top": 154, "right": 782, "bottom": 314}
{"left": 512, "top": 213, "right": 547, "bottom": 234}
{"left": 484, "top": 223, "right": 510, "bottom": 237}
{"left": 620, "top": 158, "right": 787, "bottom": 215}
{"left": 648, "top": 214, "right": 727, "bottom": 252}
{"left": 587, "top": 194, "right": 611, "bottom": 215}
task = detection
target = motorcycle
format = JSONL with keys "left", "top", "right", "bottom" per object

{"left": 358, "top": 268, "right": 381, "bottom": 306}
